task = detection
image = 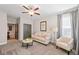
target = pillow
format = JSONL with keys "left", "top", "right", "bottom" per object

{"left": 60, "top": 37, "right": 72, "bottom": 44}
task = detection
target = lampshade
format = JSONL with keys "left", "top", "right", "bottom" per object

{"left": 53, "top": 27, "right": 58, "bottom": 32}
{"left": 48, "top": 27, "right": 58, "bottom": 32}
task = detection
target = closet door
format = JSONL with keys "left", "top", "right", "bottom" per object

{"left": 23, "top": 24, "right": 31, "bottom": 39}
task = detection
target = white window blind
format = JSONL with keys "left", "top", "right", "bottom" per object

{"left": 61, "top": 13, "right": 72, "bottom": 37}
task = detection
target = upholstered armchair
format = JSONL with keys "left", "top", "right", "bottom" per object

{"left": 56, "top": 36, "right": 73, "bottom": 54}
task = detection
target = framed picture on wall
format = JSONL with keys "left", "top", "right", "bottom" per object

{"left": 40, "top": 21, "right": 47, "bottom": 31}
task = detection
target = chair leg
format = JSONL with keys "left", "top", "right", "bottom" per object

{"left": 26, "top": 44, "right": 28, "bottom": 48}
{"left": 67, "top": 51, "right": 70, "bottom": 55}
{"left": 56, "top": 46, "right": 58, "bottom": 49}
{"left": 71, "top": 49, "right": 72, "bottom": 51}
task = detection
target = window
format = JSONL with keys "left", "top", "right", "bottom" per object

{"left": 61, "top": 13, "right": 72, "bottom": 37}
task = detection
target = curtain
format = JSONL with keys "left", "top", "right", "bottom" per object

{"left": 71, "top": 10, "right": 78, "bottom": 50}
{"left": 57, "top": 14, "right": 62, "bottom": 38}
{"left": 71, "top": 8, "right": 79, "bottom": 55}
{"left": 75, "top": 8, "right": 79, "bottom": 54}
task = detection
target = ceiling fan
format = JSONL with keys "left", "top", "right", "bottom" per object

{"left": 22, "top": 5, "right": 40, "bottom": 16}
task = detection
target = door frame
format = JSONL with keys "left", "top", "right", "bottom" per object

{"left": 7, "top": 23, "right": 19, "bottom": 40}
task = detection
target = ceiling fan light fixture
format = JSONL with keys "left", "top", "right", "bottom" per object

{"left": 29, "top": 12, "right": 34, "bottom": 15}
{"left": 22, "top": 4, "right": 40, "bottom": 16}
{"left": 29, "top": 10, "right": 34, "bottom": 15}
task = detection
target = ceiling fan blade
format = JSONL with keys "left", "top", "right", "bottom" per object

{"left": 34, "top": 8, "right": 39, "bottom": 11}
{"left": 22, "top": 6, "right": 29, "bottom": 10}
{"left": 22, "top": 12, "right": 28, "bottom": 13}
{"left": 35, "top": 12, "right": 40, "bottom": 15}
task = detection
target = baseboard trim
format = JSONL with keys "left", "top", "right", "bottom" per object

{"left": 0, "top": 41, "right": 7, "bottom": 45}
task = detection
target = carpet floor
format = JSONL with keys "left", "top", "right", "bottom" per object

{"left": 0, "top": 40, "right": 74, "bottom": 55}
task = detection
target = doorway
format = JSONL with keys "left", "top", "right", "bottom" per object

{"left": 7, "top": 24, "right": 18, "bottom": 40}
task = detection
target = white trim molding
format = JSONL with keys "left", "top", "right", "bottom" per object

{"left": 0, "top": 41, "right": 7, "bottom": 45}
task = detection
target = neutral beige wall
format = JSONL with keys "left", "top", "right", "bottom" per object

{"left": 33, "top": 15, "right": 57, "bottom": 33}
{"left": 7, "top": 16, "right": 17, "bottom": 24}
{"left": 0, "top": 10, "right": 7, "bottom": 45}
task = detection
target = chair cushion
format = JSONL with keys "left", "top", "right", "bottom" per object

{"left": 59, "top": 37, "right": 72, "bottom": 44}
{"left": 56, "top": 36, "right": 73, "bottom": 51}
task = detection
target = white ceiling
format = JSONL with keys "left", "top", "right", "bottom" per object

{"left": 0, "top": 4, "right": 77, "bottom": 19}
